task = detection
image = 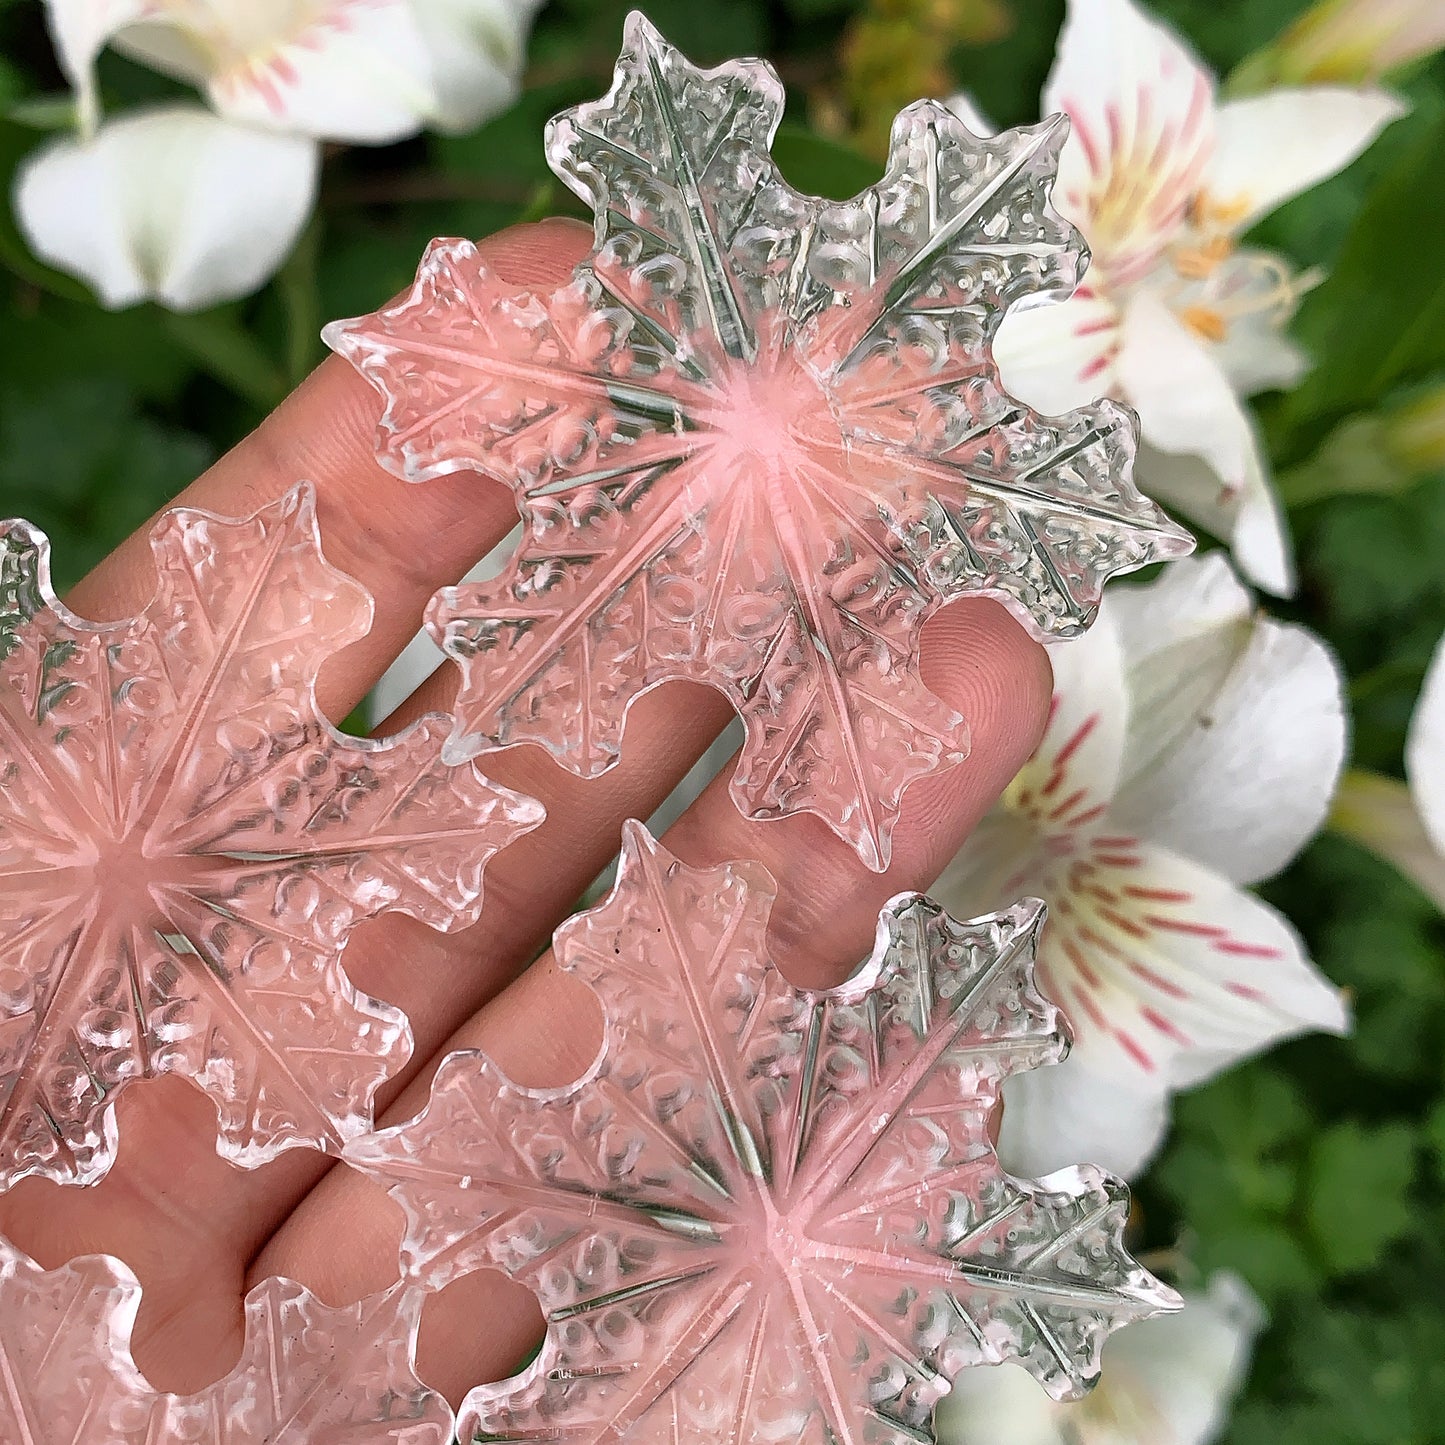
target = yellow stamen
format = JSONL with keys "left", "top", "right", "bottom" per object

{"left": 1189, "top": 190, "right": 1254, "bottom": 231}
{"left": 1181, "top": 304, "right": 1228, "bottom": 343}
{"left": 1172, "top": 233, "right": 1236, "bottom": 280}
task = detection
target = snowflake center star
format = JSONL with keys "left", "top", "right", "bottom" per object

{"left": 741, "top": 1184, "right": 818, "bottom": 1282}
{"left": 85, "top": 827, "right": 202, "bottom": 925}
{"left": 701, "top": 352, "right": 842, "bottom": 488}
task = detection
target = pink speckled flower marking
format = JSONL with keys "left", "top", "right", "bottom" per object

{"left": 327, "top": 13, "right": 1193, "bottom": 872}
{"left": 347, "top": 823, "right": 1178, "bottom": 1443}
{"left": 0, "top": 485, "right": 542, "bottom": 1190}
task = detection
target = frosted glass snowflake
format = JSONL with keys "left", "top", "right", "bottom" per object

{"left": 347, "top": 822, "right": 1178, "bottom": 1444}
{"left": 327, "top": 14, "right": 1193, "bottom": 871}
{"left": 0, "top": 1232, "right": 451, "bottom": 1442}
{"left": 0, "top": 485, "right": 543, "bottom": 1191}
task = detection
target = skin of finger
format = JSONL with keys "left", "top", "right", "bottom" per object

{"left": 248, "top": 598, "right": 1051, "bottom": 1406}
{"left": 60, "top": 216, "right": 592, "bottom": 726}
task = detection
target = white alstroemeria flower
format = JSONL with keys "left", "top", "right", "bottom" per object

{"left": 936, "top": 554, "right": 1349, "bottom": 1179}
{"left": 1330, "top": 629, "right": 1445, "bottom": 912}
{"left": 44, "top": 0, "right": 541, "bottom": 141}
{"left": 15, "top": 104, "right": 317, "bottom": 311}
{"left": 938, "top": 1272, "right": 1264, "bottom": 1445}
{"left": 966, "top": 0, "right": 1404, "bottom": 595}
{"left": 21, "top": 0, "right": 541, "bottom": 310}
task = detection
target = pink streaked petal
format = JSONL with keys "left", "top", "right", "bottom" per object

{"left": 200, "top": 0, "right": 440, "bottom": 143}
{"left": 1036, "top": 840, "right": 1347, "bottom": 1096}
{"left": 992, "top": 291, "right": 1123, "bottom": 417}
{"left": 1043, "top": 0, "right": 1217, "bottom": 284}
{"left": 1107, "top": 554, "right": 1343, "bottom": 884}
{"left": 1010, "top": 615, "right": 1130, "bottom": 840}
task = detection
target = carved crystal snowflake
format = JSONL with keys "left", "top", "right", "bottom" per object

{"left": 326, "top": 13, "right": 1193, "bottom": 871}
{"left": 0, "top": 485, "right": 543, "bottom": 1191}
{"left": 347, "top": 822, "right": 1178, "bottom": 1443}
{"left": 0, "top": 1233, "right": 452, "bottom": 1441}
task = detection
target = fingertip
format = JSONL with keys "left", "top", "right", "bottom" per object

{"left": 921, "top": 597, "right": 1053, "bottom": 780}
{"left": 475, "top": 217, "right": 592, "bottom": 288}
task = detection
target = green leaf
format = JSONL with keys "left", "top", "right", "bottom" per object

{"left": 160, "top": 309, "right": 287, "bottom": 410}
{"left": 0, "top": 377, "right": 212, "bottom": 587}
{"left": 771, "top": 126, "right": 879, "bottom": 200}
{"left": 1305, "top": 1120, "right": 1418, "bottom": 1275}
{"left": 1273, "top": 111, "right": 1445, "bottom": 457}
{"left": 1425, "top": 1095, "right": 1445, "bottom": 1177}
{"left": 7, "top": 93, "right": 78, "bottom": 130}
{"left": 277, "top": 214, "right": 324, "bottom": 388}
{"left": 1193, "top": 1219, "right": 1319, "bottom": 1302}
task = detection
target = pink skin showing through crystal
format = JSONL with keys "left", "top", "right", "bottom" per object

{"left": 0, "top": 485, "right": 542, "bottom": 1192}
{"left": 349, "top": 824, "right": 1179, "bottom": 1442}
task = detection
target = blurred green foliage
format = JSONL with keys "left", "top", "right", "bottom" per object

{"left": 1, "top": 0, "right": 1443, "bottom": 1439}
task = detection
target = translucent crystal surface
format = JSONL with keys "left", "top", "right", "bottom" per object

{"left": 0, "top": 485, "right": 543, "bottom": 1190}
{"left": 0, "top": 1233, "right": 451, "bottom": 1441}
{"left": 347, "top": 822, "right": 1178, "bottom": 1443}
{"left": 327, "top": 13, "right": 1193, "bottom": 871}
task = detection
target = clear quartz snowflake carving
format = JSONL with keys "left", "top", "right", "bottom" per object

{"left": 346, "top": 822, "right": 1179, "bottom": 1444}
{"left": 326, "top": 13, "right": 1193, "bottom": 871}
{"left": 0, "top": 1232, "right": 452, "bottom": 1442}
{"left": 0, "top": 485, "right": 543, "bottom": 1191}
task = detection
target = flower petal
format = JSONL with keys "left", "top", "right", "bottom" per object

{"left": 992, "top": 289, "right": 1123, "bottom": 416}
{"left": 1204, "top": 87, "right": 1406, "bottom": 232}
{"left": 1118, "top": 289, "right": 1249, "bottom": 482}
{"left": 46, "top": 1, "right": 442, "bottom": 142}
{"left": 935, "top": 1357, "right": 1064, "bottom": 1445}
{"left": 200, "top": 0, "right": 439, "bottom": 142}
{"left": 1042, "top": 0, "right": 1215, "bottom": 284}
{"left": 1218, "top": 319, "right": 1311, "bottom": 397}
{"left": 938, "top": 1272, "right": 1263, "bottom": 1445}
{"left": 941, "top": 616, "right": 1129, "bottom": 914}
{"left": 997, "top": 1047, "right": 1171, "bottom": 1180}
{"left": 1332, "top": 770, "right": 1445, "bottom": 912}
{"left": 413, "top": 0, "right": 544, "bottom": 134}
{"left": 1108, "top": 554, "right": 1346, "bottom": 885}
{"left": 1040, "top": 839, "right": 1348, "bottom": 1098}
{"left": 1119, "top": 293, "right": 1295, "bottom": 593}
{"left": 1406, "top": 630, "right": 1445, "bottom": 855}
{"left": 15, "top": 105, "right": 317, "bottom": 311}
{"left": 1134, "top": 440, "right": 1295, "bottom": 597}
{"left": 1273, "top": 0, "right": 1445, "bottom": 82}
{"left": 39, "top": 0, "right": 147, "bottom": 131}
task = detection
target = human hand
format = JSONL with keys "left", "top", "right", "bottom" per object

{"left": 0, "top": 218, "right": 1051, "bottom": 1407}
